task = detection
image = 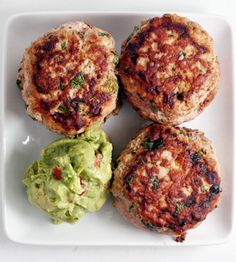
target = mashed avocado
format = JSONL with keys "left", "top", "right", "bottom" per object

{"left": 23, "top": 128, "right": 112, "bottom": 224}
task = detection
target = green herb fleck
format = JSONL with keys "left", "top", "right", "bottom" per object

{"left": 104, "top": 78, "right": 119, "bottom": 93}
{"left": 150, "top": 105, "right": 159, "bottom": 113}
{"left": 98, "top": 32, "right": 111, "bottom": 37}
{"left": 180, "top": 219, "right": 187, "bottom": 227}
{"left": 113, "top": 55, "right": 119, "bottom": 65}
{"left": 137, "top": 93, "right": 144, "bottom": 100}
{"left": 16, "top": 79, "right": 22, "bottom": 90}
{"left": 174, "top": 202, "right": 185, "bottom": 216}
{"left": 191, "top": 152, "right": 201, "bottom": 164}
{"left": 200, "top": 68, "right": 206, "bottom": 74}
{"left": 59, "top": 79, "right": 65, "bottom": 90}
{"left": 142, "top": 139, "right": 153, "bottom": 149}
{"left": 128, "top": 204, "right": 134, "bottom": 212}
{"left": 57, "top": 56, "right": 64, "bottom": 63}
{"left": 58, "top": 104, "right": 70, "bottom": 114}
{"left": 70, "top": 72, "right": 85, "bottom": 89}
{"left": 127, "top": 34, "right": 132, "bottom": 42}
{"left": 133, "top": 26, "right": 140, "bottom": 32}
{"left": 141, "top": 220, "right": 154, "bottom": 230}
{"left": 142, "top": 138, "right": 164, "bottom": 150}
{"left": 178, "top": 51, "right": 186, "bottom": 60}
{"left": 127, "top": 25, "right": 140, "bottom": 41}
{"left": 210, "top": 184, "right": 220, "bottom": 194}
{"left": 150, "top": 176, "right": 159, "bottom": 190}
{"left": 61, "top": 42, "right": 67, "bottom": 50}
{"left": 125, "top": 174, "right": 134, "bottom": 185}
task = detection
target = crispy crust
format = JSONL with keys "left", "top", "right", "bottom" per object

{"left": 119, "top": 14, "right": 220, "bottom": 125}
{"left": 111, "top": 124, "right": 221, "bottom": 241}
{"left": 18, "top": 22, "right": 119, "bottom": 136}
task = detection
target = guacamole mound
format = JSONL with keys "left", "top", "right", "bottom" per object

{"left": 22, "top": 128, "right": 112, "bottom": 224}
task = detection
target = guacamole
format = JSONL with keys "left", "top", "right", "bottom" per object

{"left": 22, "top": 128, "right": 112, "bottom": 224}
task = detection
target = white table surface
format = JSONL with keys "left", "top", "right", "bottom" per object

{"left": 0, "top": 0, "right": 236, "bottom": 261}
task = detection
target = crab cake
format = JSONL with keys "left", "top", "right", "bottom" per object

{"left": 119, "top": 14, "right": 220, "bottom": 125}
{"left": 111, "top": 124, "right": 221, "bottom": 241}
{"left": 17, "top": 22, "right": 119, "bottom": 136}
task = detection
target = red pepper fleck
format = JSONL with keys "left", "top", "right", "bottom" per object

{"left": 94, "top": 153, "right": 103, "bottom": 168}
{"left": 52, "top": 166, "right": 62, "bottom": 180}
{"left": 78, "top": 191, "right": 86, "bottom": 196}
{"left": 78, "top": 176, "right": 87, "bottom": 196}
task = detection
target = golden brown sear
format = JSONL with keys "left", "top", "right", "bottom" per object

{"left": 111, "top": 124, "right": 221, "bottom": 241}
{"left": 119, "top": 14, "right": 219, "bottom": 125}
{"left": 17, "top": 22, "right": 119, "bottom": 136}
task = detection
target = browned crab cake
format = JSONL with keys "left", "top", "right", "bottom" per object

{"left": 119, "top": 14, "right": 220, "bottom": 125}
{"left": 111, "top": 124, "right": 221, "bottom": 242}
{"left": 17, "top": 21, "right": 119, "bottom": 136}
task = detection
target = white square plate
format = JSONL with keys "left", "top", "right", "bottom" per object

{"left": 1, "top": 12, "right": 235, "bottom": 246}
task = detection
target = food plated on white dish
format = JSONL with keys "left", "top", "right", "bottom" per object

{"left": 1, "top": 12, "right": 234, "bottom": 246}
